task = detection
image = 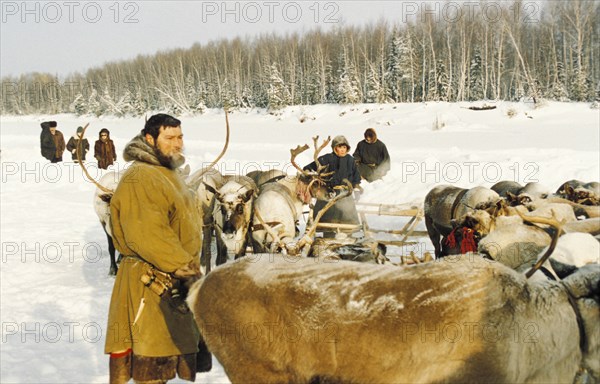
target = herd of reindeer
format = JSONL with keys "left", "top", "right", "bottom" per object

{"left": 78, "top": 115, "right": 600, "bottom": 383}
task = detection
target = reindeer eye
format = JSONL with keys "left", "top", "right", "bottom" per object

{"left": 221, "top": 206, "right": 227, "bottom": 215}
{"left": 236, "top": 204, "right": 244, "bottom": 214}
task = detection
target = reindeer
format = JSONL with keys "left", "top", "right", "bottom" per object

{"left": 556, "top": 180, "right": 600, "bottom": 206}
{"left": 210, "top": 175, "right": 258, "bottom": 264}
{"left": 186, "top": 166, "right": 225, "bottom": 274}
{"left": 424, "top": 185, "right": 501, "bottom": 258}
{"left": 188, "top": 213, "right": 600, "bottom": 384}
{"left": 246, "top": 169, "right": 287, "bottom": 189}
{"left": 253, "top": 178, "right": 353, "bottom": 257}
{"left": 93, "top": 171, "right": 124, "bottom": 275}
{"left": 251, "top": 136, "right": 333, "bottom": 254}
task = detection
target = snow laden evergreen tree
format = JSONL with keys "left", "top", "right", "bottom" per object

{"left": 550, "top": 62, "right": 569, "bottom": 101}
{"left": 130, "top": 89, "right": 147, "bottom": 116}
{"left": 266, "top": 63, "right": 291, "bottom": 111}
{"left": 100, "top": 88, "right": 134, "bottom": 116}
{"left": 70, "top": 93, "right": 87, "bottom": 116}
{"left": 305, "top": 57, "right": 324, "bottom": 105}
{"left": 324, "top": 62, "right": 338, "bottom": 103}
{"left": 570, "top": 56, "right": 594, "bottom": 101}
{"left": 366, "top": 64, "right": 387, "bottom": 103}
{"left": 116, "top": 90, "right": 135, "bottom": 116}
{"left": 436, "top": 60, "right": 449, "bottom": 102}
{"left": 337, "top": 48, "right": 362, "bottom": 104}
{"left": 240, "top": 86, "right": 254, "bottom": 109}
{"left": 87, "top": 89, "right": 104, "bottom": 116}
{"left": 220, "top": 78, "right": 238, "bottom": 110}
{"left": 469, "top": 48, "right": 484, "bottom": 101}
{"left": 185, "top": 73, "right": 206, "bottom": 114}
{"left": 385, "top": 29, "right": 413, "bottom": 102}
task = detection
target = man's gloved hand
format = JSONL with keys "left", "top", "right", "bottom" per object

{"left": 173, "top": 260, "right": 202, "bottom": 281}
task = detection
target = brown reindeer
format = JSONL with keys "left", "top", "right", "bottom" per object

{"left": 188, "top": 215, "right": 599, "bottom": 383}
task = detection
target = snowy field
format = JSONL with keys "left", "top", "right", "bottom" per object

{"left": 1, "top": 101, "right": 599, "bottom": 383}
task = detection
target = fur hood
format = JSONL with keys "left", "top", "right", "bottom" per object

{"left": 364, "top": 128, "right": 378, "bottom": 142}
{"left": 331, "top": 135, "right": 351, "bottom": 150}
{"left": 123, "top": 133, "right": 161, "bottom": 166}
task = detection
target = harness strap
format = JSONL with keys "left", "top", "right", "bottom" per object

{"left": 538, "top": 266, "right": 557, "bottom": 280}
{"left": 252, "top": 221, "right": 283, "bottom": 232}
{"left": 560, "top": 281, "right": 588, "bottom": 354}
{"left": 451, "top": 189, "right": 469, "bottom": 221}
{"left": 261, "top": 174, "right": 286, "bottom": 185}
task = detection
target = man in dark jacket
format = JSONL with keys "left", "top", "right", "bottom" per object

{"left": 66, "top": 126, "right": 90, "bottom": 162}
{"left": 40, "top": 121, "right": 66, "bottom": 163}
{"left": 304, "top": 135, "right": 362, "bottom": 228}
{"left": 353, "top": 128, "right": 391, "bottom": 182}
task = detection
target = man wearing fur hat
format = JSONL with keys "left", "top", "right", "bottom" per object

{"left": 353, "top": 128, "right": 390, "bottom": 182}
{"left": 105, "top": 114, "right": 210, "bottom": 383}
{"left": 40, "top": 121, "right": 65, "bottom": 163}
{"left": 304, "top": 135, "right": 362, "bottom": 230}
{"left": 66, "top": 126, "right": 90, "bottom": 162}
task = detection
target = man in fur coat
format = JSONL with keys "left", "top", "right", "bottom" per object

{"left": 94, "top": 128, "right": 117, "bottom": 169}
{"left": 40, "top": 121, "right": 66, "bottom": 163}
{"left": 105, "top": 114, "right": 210, "bottom": 383}
{"left": 353, "top": 128, "right": 391, "bottom": 182}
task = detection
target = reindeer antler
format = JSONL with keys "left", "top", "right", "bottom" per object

{"left": 78, "top": 124, "right": 114, "bottom": 194}
{"left": 290, "top": 144, "right": 310, "bottom": 175}
{"left": 517, "top": 209, "right": 565, "bottom": 279}
{"left": 312, "top": 135, "right": 333, "bottom": 177}
{"left": 289, "top": 136, "right": 334, "bottom": 198}
{"left": 189, "top": 108, "right": 230, "bottom": 182}
{"left": 295, "top": 179, "right": 353, "bottom": 256}
{"left": 253, "top": 207, "right": 287, "bottom": 254}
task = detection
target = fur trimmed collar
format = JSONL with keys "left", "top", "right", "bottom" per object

{"left": 123, "top": 133, "right": 161, "bottom": 166}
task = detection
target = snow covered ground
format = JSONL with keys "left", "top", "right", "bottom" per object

{"left": 1, "top": 101, "right": 598, "bottom": 383}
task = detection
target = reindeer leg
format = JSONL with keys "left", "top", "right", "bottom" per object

{"left": 201, "top": 223, "right": 213, "bottom": 274}
{"left": 235, "top": 236, "right": 249, "bottom": 259}
{"left": 215, "top": 233, "right": 227, "bottom": 266}
{"left": 104, "top": 227, "right": 118, "bottom": 276}
{"left": 425, "top": 215, "right": 441, "bottom": 259}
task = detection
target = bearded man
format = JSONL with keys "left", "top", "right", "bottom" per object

{"left": 105, "top": 114, "right": 210, "bottom": 383}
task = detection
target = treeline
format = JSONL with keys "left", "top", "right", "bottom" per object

{"left": 1, "top": 0, "right": 598, "bottom": 116}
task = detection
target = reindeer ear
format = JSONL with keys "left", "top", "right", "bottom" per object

{"left": 203, "top": 182, "right": 218, "bottom": 195}
{"left": 181, "top": 164, "right": 191, "bottom": 177}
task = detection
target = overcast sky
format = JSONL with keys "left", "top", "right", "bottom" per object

{"left": 1, "top": 1, "right": 545, "bottom": 78}
{"left": 0, "top": 1, "right": 396, "bottom": 78}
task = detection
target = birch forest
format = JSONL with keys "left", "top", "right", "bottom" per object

{"left": 1, "top": 0, "right": 598, "bottom": 116}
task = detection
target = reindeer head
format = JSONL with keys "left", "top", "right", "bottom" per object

{"left": 290, "top": 136, "right": 335, "bottom": 200}
{"left": 214, "top": 181, "right": 255, "bottom": 235}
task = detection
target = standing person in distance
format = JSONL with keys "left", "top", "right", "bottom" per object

{"left": 104, "top": 114, "right": 211, "bottom": 383}
{"left": 95, "top": 128, "right": 117, "bottom": 169}
{"left": 353, "top": 128, "right": 391, "bottom": 182}
{"left": 40, "top": 121, "right": 66, "bottom": 163}
{"left": 66, "top": 126, "right": 90, "bottom": 163}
